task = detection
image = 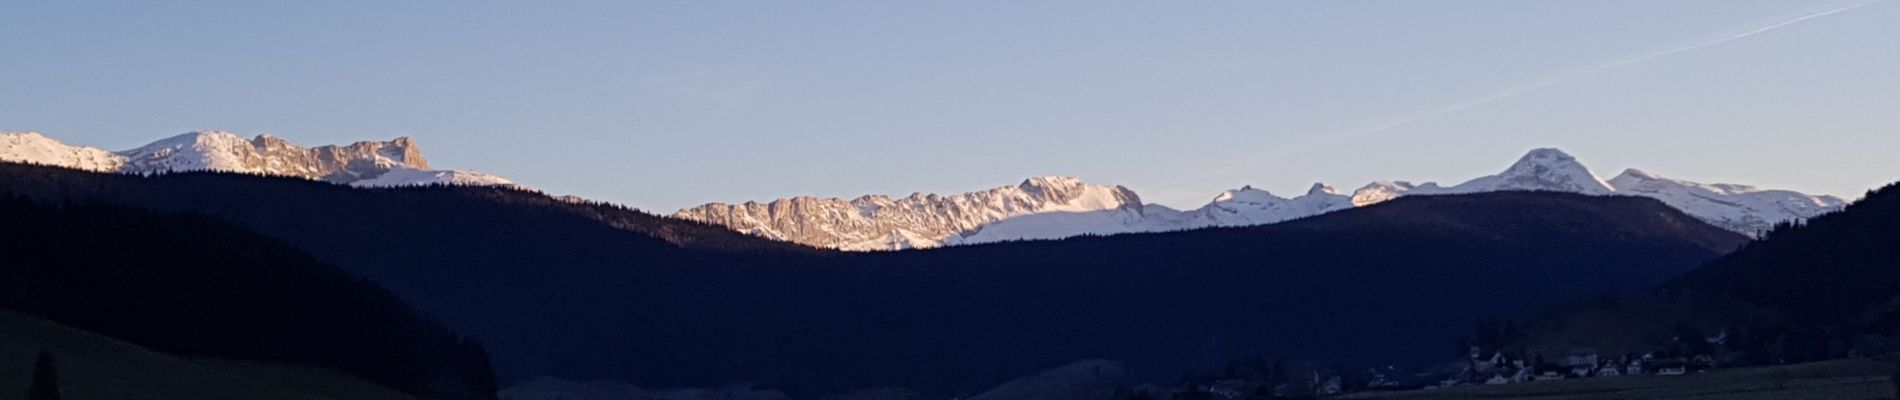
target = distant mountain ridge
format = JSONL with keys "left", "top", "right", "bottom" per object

{"left": 674, "top": 176, "right": 1149, "bottom": 251}
{"left": 0, "top": 131, "right": 511, "bottom": 187}
{"left": 678, "top": 148, "right": 1846, "bottom": 250}
{"left": 0, "top": 163, "right": 1748, "bottom": 396}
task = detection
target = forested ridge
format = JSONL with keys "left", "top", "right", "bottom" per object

{"left": 0, "top": 194, "right": 498, "bottom": 400}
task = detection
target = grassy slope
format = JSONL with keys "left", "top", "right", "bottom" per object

{"left": 1338, "top": 360, "right": 1895, "bottom": 400}
{"left": 0, "top": 311, "right": 418, "bottom": 400}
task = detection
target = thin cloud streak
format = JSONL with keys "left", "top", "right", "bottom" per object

{"left": 1203, "top": 0, "right": 1884, "bottom": 181}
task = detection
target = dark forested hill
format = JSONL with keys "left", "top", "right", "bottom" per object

{"left": 0, "top": 310, "right": 424, "bottom": 400}
{"left": 1511, "top": 183, "right": 1900, "bottom": 367}
{"left": 1671, "top": 182, "right": 1900, "bottom": 362}
{"left": 1679, "top": 183, "right": 1900, "bottom": 324}
{"left": 0, "top": 195, "right": 497, "bottom": 400}
{"left": 0, "top": 163, "right": 1747, "bottom": 397}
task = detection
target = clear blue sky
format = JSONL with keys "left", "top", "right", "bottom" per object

{"left": 3, "top": 1, "right": 1895, "bottom": 210}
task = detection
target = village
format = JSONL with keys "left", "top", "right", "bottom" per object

{"left": 1153, "top": 328, "right": 1747, "bottom": 400}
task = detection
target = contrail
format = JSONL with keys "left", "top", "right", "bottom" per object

{"left": 1202, "top": 0, "right": 1884, "bottom": 178}
{"left": 1362, "top": 0, "right": 1882, "bottom": 139}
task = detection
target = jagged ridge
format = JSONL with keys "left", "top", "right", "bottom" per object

{"left": 678, "top": 148, "right": 1847, "bottom": 250}
{"left": 0, "top": 131, "right": 511, "bottom": 187}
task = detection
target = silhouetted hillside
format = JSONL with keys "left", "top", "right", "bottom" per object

{"left": 0, "top": 311, "right": 424, "bottom": 400}
{"left": 1679, "top": 183, "right": 1900, "bottom": 324}
{"left": 0, "top": 194, "right": 497, "bottom": 400}
{"left": 0, "top": 163, "right": 1746, "bottom": 397}
{"left": 1672, "top": 182, "right": 1900, "bottom": 362}
{"left": 1512, "top": 183, "right": 1900, "bottom": 366}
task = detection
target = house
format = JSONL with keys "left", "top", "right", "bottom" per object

{"left": 1653, "top": 359, "right": 1688, "bottom": 376}
{"left": 1691, "top": 354, "right": 1719, "bottom": 369}
{"left": 1596, "top": 364, "right": 1622, "bottom": 377}
{"left": 1485, "top": 374, "right": 1510, "bottom": 385}
{"left": 1564, "top": 348, "right": 1599, "bottom": 368}
{"left": 1474, "top": 351, "right": 1507, "bottom": 373}
{"left": 1204, "top": 379, "right": 1250, "bottom": 400}
{"left": 1365, "top": 366, "right": 1416, "bottom": 389}
{"left": 1317, "top": 376, "right": 1343, "bottom": 396}
{"left": 1564, "top": 348, "right": 1600, "bottom": 377}
{"left": 1510, "top": 363, "right": 1534, "bottom": 383}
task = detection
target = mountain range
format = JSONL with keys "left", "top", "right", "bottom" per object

{"left": 0, "top": 131, "right": 511, "bottom": 187}
{"left": 0, "top": 162, "right": 1747, "bottom": 396}
{"left": 1, "top": 131, "right": 1844, "bottom": 252}
{"left": 677, "top": 148, "right": 1847, "bottom": 250}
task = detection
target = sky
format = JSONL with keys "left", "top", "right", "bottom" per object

{"left": 2, "top": 1, "right": 1896, "bottom": 211}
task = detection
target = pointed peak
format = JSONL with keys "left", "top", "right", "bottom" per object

{"left": 1229, "top": 185, "right": 1270, "bottom": 195}
{"left": 1362, "top": 180, "right": 1416, "bottom": 190}
{"left": 1473, "top": 147, "right": 1614, "bottom": 194}
{"left": 1019, "top": 176, "right": 1084, "bottom": 189}
{"left": 1212, "top": 185, "right": 1281, "bottom": 203}
{"left": 1512, "top": 147, "right": 1577, "bottom": 165}
{"left": 1306, "top": 183, "right": 1338, "bottom": 196}
{"left": 251, "top": 133, "right": 295, "bottom": 147}
{"left": 1615, "top": 168, "right": 1663, "bottom": 180}
{"left": 1501, "top": 147, "right": 1596, "bottom": 176}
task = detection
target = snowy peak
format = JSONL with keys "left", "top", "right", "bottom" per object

{"left": 1349, "top": 181, "right": 1417, "bottom": 207}
{"left": 1463, "top": 148, "right": 1614, "bottom": 194}
{"left": 681, "top": 147, "right": 1845, "bottom": 250}
{"left": 1211, "top": 185, "right": 1279, "bottom": 204}
{"left": 1508, "top": 148, "right": 1583, "bottom": 171}
{"left": 117, "top": 130, "right": 441, "bottom": 182}
{"left": 0, "top": 131, "right": 126, "bottom": 172}
{"left": 1605, "top": 167, "right": 1845, "bottom": 234}
{"left": 1613, "top": 168, "right": 1665, "bottom": 182}
{"left": 120, "top": 130, "right": 266, "bottom": 172}
{"left": 0, "top": 130, "right": 511, "bottom": 188}
{"left": 349, "top": 168, "right": 515, "bottom": 188}
{"left": 1307, "top": 183, "right": 1339, "bottom": 196}
{"left": 1186, "top": 182, "right": 1352, "bottom": 228}
{"left": 1015, "top": 175, "right": 1140, "bottom": 212}
{"left": 673, "top": 176, "right": 1147, "bottom": 251}
{"left": 1019, "top": 175, "right": 1084, "bottom": 190}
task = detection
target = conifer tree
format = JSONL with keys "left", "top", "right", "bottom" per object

{"left": 28, "top": 349, "right": 62, "bottom": 400}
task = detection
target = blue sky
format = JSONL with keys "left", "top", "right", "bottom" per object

{"left": 2, "top": 1, "right": 1895, "bottom": 210}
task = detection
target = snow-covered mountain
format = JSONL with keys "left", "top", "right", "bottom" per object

{"left": 677, "top": 148, "right": 1846, "bottom": 250}
{"left": 1606, "top": 168, "right": 1845, "bottom": 234}
{"left": 675, "top": 176, "right": 1147, "bottom": 251}
{"left": 0, "top": 131, "right": 512, "bottom": 187}
{"left": 0, "top": 132, "right": 126, "bottom": 172}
